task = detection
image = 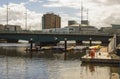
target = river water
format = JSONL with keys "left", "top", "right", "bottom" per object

{"left": 0, "top": 43, "right": 119, "bottom": 79}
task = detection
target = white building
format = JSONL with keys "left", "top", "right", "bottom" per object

{"left": 66, "top": 24, "right": 98, "bottom": 34}
{"left": 42, "top": 23, "right": 98, "bottom": 34}
{"left": 42, "top": 28, "right": 70, "bottom": 34}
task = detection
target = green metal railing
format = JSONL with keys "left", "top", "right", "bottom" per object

{"left": 0, "top": 30, "right": 115, "bottom": 36}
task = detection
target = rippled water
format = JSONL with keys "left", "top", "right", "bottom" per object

{"left": 0, "top": 43, "right": 119, "bottom": 79}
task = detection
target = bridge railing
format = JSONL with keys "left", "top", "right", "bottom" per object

{"left": 0, "top": 30, "right": 114, "bottom": 36}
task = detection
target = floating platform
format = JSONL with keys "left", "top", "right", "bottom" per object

{"left": 81, "top": 47, "right": 120, "bottom": 64}
{"left": 25, "top": 46, "right": 75, "bottom": 52}
{"left": 25, "top": 46, "right": 52, "bottom": 51}
{"left": 81, "top": 58, "right": 120, "bottom": 64}
{"left": 25, "top": 48, "right": 42, "bottom": 51}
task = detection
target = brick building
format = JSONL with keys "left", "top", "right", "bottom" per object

{"left": 42, "top": 13, "right": 61, "bottom": 29}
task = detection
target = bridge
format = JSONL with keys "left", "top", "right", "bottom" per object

{"left": 0, "top": 31, "right": 119, "bottom": 46}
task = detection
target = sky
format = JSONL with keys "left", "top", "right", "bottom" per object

{"left": 0, "top": 0, "right": 120, "bottom": 30}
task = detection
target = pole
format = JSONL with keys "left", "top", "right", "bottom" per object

{"left": 25, "top": 9, "right": 27, "bottom": 30}
{"left": 39, "top": 42, "right": 41, "bottom": 49}
{"left": 87, "top": 8, "right": 89, "bottom": 22}
{"left": 89, "top": 37, "right": 92, "bottom": 46}
{"left": 54, "top": 37, "right": 58, "bottom": 46}
{"left": 81, "top": 0, "right": 83, "bottom": 24}
{"left": 30, "top": 38, "right": 33, "bottom": 51}
{"left": 64, "top": 38, "right": 67, "bottom": 60}
{"left": 54, "top": 15, "right": 56, "bottom": 33}
{"left": 29, "top": 38, "right": 33, "bottom": 58}
{"left": 6, "top": 3, "right": 8, "bottom": 25}
{"left": 64, "top": 38, "right": 67, "bottom": 52}
{"left": 30, "top": 42, "right": 33, "bottom": 51}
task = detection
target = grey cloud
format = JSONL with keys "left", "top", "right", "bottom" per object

{"left": 104, "top": 12, "right": 120, "bottom": 25}
{"left": 0, "top": 3, "right": 42, "bottom": 30}
{"left": 92, "top": 0, "right": 120, "bottom": 6}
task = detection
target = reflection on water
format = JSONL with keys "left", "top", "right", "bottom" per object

{"left": 0, "top": 43, "right": 119, "bottom": 79}
{"left": 0, "top": 46, "right": 84, "bottom": 59}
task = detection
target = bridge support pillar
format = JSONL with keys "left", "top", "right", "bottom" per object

{"left": 7, "top": 39, "right": 18, "bottom": 43}
{"left": 39, "top": 43, "right": 42, "bottom": 49}
{"left": 101, "top": 41, "right": 109, "bottom": 46}
{"left": 76, "top": 41, "right": 82, "bottom": 45}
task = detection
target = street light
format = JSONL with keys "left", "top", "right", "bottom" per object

{"left": 54, "top": 37, "right": 58, "bottom": 46}
{"left": 54, "top": 37, "right": 58, "bottom": 41}
{"left": 64, "top": 38, "right": 67, "bottom": 51}
{"left": 29, "top": 38, "right": 33, "bottom": 51}
{"left": 89, "top": 37, "right": 92, "bottom": 46}
{"left": 64, "top": 38, "right": 67, "bottom": 60}
{"left": 64, "top": 38, "right": 67, "bottom": 41}
{"left": 30, "top": 38, "right": 33, "bottom": 41}
{"left": 89, "top": 37, "right": 92, "bottom": 40}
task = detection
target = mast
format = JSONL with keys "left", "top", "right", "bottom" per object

{"left": 6, "top": 3, "right": 8, "bottom": 25}
{"left": 25, "top": 9, "right": 27, "bottom": 30}
{"left": 81, "top": 0, "right": 83, "bottom": 23}
{"left": 114, "top": 34, "right": 116, "bottom": 51}
{"left": 87, "top": 8, "right": 89, "bottom": 21}
{"left": 87, "top": 8, "right": 89, "bottom": 25}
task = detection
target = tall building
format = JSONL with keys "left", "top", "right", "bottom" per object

{"left": 68, "top": 20, "right": 77, "bottom": 26}
{"left": 42, "top": 13, "right": 61, "bottom": 29}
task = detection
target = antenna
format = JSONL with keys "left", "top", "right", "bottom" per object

{"left": 25, "top": 9, "right": 27, "bottom": 30}
{"left": 87, "top": 8, "right": 89, "bottom": 21}
{"left": 6, "top": 3, "right": 8, "bottom": 25}
{"left": 81, "top": 0, "right": 83, "bottom": 23}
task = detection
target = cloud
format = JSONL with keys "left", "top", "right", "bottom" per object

{"left": 87, "top": 1, "right": 120, "bottom": 28}
{"left": 29, "top": 0, "right": 38, "bottom": 2}
{"left": 43, "top": 0, "right": 120, "bottom": 28}
{"left": 92, "top": 0, "right": 120, "bottom": 5}
{"left": 58, "top": 12, "right": 80, "bottom": 27}
{"left": 1, "top": 0, "right": 120, "bottom": 31}
{"left": 0, "top": 3, "right": 42, "bottom": 30}
{"left": 43, "top": 0, "right": 80, "bottom": 9}
{"left": 29, "top": 0, "right": 43, "bottom": 3}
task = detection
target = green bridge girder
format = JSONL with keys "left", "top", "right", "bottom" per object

{"left": 0, "top": 32, "right": 115, "bottom": 44}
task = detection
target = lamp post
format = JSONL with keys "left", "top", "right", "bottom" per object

{"left": 89, "top": 37, "right": 92, "bottom": 46}
{"left": 54, "top": 37, "right": 58, "bottom": 46}
{"left": 64, "top": 38, "right": 67, "bottom": 51}
{"left": 29, "top": 38, "right": 33, "bottom": 51}
{"left": 64, "top": 38, "right": 67, "bottom": 60}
